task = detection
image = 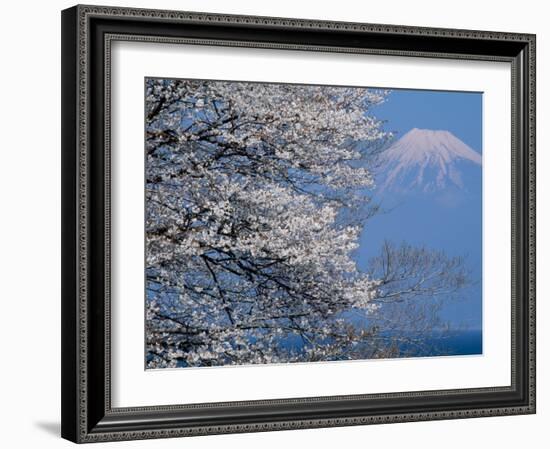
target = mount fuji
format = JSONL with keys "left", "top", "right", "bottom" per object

{"left": 376, "top": 128, "right": 482, "bottom": 194}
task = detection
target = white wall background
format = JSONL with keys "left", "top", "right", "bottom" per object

{"left": 0, "top": 0, "right": 545, "bottom": 447}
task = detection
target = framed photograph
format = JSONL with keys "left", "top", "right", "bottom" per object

{"left": 61, "top": 4, "right": 536, "bottom": 443}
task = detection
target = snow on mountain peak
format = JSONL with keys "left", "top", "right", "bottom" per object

{"left": 377, "top": 128, "right": 481, "bottom": 193}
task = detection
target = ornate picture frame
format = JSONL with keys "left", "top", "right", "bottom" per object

{"left": 61, "top": 4, "right": 536, "bottom": 443}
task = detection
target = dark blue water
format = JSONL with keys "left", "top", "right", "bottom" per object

{"left": 427, "top": 329, "right": 482, "bottom": 356}
{"left": 391, "top": 329, "right": 483, "bottom": 357}
{"left": 278, "top": 329, "right": 482, "bottom": 359}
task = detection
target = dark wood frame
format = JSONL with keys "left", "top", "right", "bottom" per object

{"left": 61, "top": 4, "right": 536, "bottom": 443}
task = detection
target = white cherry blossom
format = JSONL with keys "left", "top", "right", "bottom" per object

{"left": 144, "top": 78, "right": 466, "bottom": 369}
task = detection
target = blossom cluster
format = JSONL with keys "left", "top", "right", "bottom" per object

{"left": 145, "top": 78, "right": 391, "bottom": 368}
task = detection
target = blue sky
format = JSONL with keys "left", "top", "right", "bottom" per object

{"left": 355, "top": 88, "right": 483, "bottom": 331}
{"left": 374, "top": 88, "right": 482, "bottom": 151}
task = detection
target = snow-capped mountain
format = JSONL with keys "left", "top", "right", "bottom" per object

{"left": 376, "top": 128, "right": 482, "bottom": 193}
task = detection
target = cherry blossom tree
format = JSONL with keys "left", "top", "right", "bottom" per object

{"left": 144, "top": 78, "right": 467, "bottom": 368}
